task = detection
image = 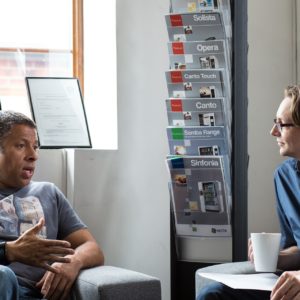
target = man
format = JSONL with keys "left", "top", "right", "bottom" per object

{"left": 0, "top": 111, "right": 104, "bottom": 299}
{"left": 197, "top": 85, "right": 300, "bottom": 300}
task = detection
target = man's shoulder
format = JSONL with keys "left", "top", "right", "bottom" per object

{"left": 275, "top": 158, "right": 298, "bottom": 176}
{"left": 29, "top": 181, "right": 56, "bottom": 189}
{"left": 23, "top": 181, "right": 58, "bottom": 195}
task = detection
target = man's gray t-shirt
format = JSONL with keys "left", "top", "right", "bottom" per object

{"left": 0, "top": 181, "right": 86, "bottom": 286}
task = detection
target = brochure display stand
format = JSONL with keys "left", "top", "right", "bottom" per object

{"left": 165, "top": 1, "right": 248, "bottom": 299}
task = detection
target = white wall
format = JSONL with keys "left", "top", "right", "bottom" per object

{"left": 68, "top": 1, "right": 171, "bottom": 300}
{"left": 33, "top": 149, "right": 67, "bottom": 196}
{"left": 248, "top": 0, "right": 295, "bottom": 234}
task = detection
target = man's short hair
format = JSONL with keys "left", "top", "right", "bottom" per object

{"left": 0, "top": 111, "right": 36, "bottom": 146}
{"left": 285, "top": 85, "right": 300, "bottom": 126}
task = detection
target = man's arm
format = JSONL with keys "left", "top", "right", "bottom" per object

{"left": 36, "top": 228, "right": 104, "bottom": 300}
{"left": 5, "top": 218, "right": 75, "bottom": 273}
{"left": 65, "top": 228, "right": 104, "bottom": 269}
{"left": 277, "top": 246, "right": 300, "bottom": 270}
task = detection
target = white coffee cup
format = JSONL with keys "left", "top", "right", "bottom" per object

{"left": 251, "top": 232, "right": 281, "bottom": 272}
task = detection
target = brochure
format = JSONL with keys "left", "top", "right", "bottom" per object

{"left": 167, "top": 40, "right": 232, "bottom": 103}
{"left": 167, "top": 126, "right": 231, "bottom": 156}
{"left": 169, "top": 0, "right": 232, "bottom": 38}
{"left": 167, "top": 155, "right": 232, "bottom": 237}
{"left": 166, "top": 125, "right": 232, "bottom": 187}
{"left": 165, "top": 98, "right": 229, "bottom": 127}
{"left": 165, "top": 12, "right": 228, "bottom": 42}
{"left": 165, "top": 69, "right": 229, "bottom": 100}
{"left": 168, "top": 40, "right": 231, "bottom": 78}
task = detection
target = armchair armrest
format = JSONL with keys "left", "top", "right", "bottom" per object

{"left": 71, "top": 266, "right": 161, "bottom": 300}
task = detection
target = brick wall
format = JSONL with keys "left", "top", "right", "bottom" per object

{"left": 0, "top": 50, "right": 73, "bottom": 97}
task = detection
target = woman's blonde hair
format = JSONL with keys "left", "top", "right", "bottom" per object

{"left": 285, "top": 85, "right": 300, "bottom": 126}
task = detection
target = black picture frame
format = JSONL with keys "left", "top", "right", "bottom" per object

{"left": 26, "top": 77, "right": 92, "bottom": 149}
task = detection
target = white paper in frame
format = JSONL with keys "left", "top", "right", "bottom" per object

{"left": 26, "top": 77, "right": 92, "bottom": 149}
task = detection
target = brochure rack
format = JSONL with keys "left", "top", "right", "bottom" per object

{"left": 166, "top": 1, "right": 248, "bottom": 299}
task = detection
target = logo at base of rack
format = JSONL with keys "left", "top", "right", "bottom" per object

{"left": 211, "top": 228, "right": 227, "bottom": 234}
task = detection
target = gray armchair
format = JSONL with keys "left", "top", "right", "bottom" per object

{"left": 71, "top": 265, "right": 161, "bottom": 300}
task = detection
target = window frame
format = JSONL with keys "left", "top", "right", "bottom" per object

{"left": 0, "top": 0, "right": 84, "bottom": 95}
{"left": 73, "top": 0, "right": 84, "bottom": 94}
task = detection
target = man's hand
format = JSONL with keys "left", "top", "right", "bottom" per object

{"left": 271, "top": 271, "right": 300, "bottom": 300}
{"left": 5, "top": 218, "right": 74, "bottom": 273}
{"left": 36, "top": 256, "right": 81, "bottom": 300}
{"left": 248, "top": 238, "right": 254, "bottom": 263}
{"left": 34, "top": 228, "right": 104, "bottom": 299}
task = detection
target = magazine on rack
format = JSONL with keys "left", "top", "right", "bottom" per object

{"left": 166, "top": 98, "right": 231, "bottom": 137}
{"left": 165, "top": 69, "right": 230, "bottom": 104}
{"left": 166, "top": 125, "right": 232, "bottom": 187}
{"left": 165, "top": 97, "right": 229, "bottom": 128}
{"left": 165, "top": 12, "right": 229, "bottom": 42}
{"left": 168, "top": 39, "right": 231, "bottom": 76}
{"left": 167, "top": 125, "right": 231, "bottom": 157}
{"left": 169, "top": 0, "right": 232, "bottom": 38}
{"left": 167, "top": 155, "right": 232, "bottom": 237}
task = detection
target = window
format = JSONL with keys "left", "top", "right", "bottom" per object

{"left": 0, "top": 0, "right": 73, "bottom": 115}
{"left": 0, "top": 0, "right": 117, "bottom": 149}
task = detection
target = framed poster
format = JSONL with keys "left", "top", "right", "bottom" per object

{"left": 26, "top": 77, "right": 92, "bottom": 148}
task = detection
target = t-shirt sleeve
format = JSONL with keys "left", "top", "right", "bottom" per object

{"left": 54, "top": 186, "right": 87, "bottom": 240}
{"left": 274, "top": 170, "right": 297, "bottom": 249}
